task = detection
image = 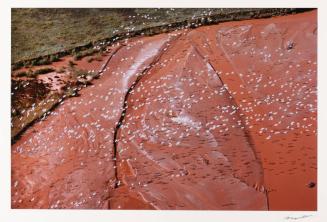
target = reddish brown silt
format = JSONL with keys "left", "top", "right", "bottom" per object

{"left": 12, "top": 10, "right": 317, "bottom": 210}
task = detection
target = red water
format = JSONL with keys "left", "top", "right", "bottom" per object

{"left": 12, "top": 10, "right": 317, "bottom": 210}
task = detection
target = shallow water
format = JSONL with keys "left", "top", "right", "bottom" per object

{"left": 12, "top": 10, "right": 317, "bottom": 210}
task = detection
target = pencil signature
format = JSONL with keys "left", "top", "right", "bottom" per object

{"left": 285, "top": 215, "right": 313, "bottom": 220}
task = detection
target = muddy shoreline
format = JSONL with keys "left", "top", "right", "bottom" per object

{"left": 12, "top": 8, "right": 313, "bottom": 71}
{"left": 12, "top": 10, "right": 317, "bottom": 210}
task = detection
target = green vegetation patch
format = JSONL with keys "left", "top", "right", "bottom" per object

{"left": 12, "top": 8, "right": 304, "bottom": 64}
{"left": 33, "top": 67, "right": 55, "bottom": 75}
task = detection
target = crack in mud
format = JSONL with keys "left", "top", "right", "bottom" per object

{"left": 193, "top": 46, "right": 270, "bottom": 208}
{"left": 99, "top": 44, "right": 124, "bottom": 74}
{"left": 214, "top": 62, "right": 270, "bottom": 208}
{"left": 213, "top": 76, "right": 270, "bottom": 208}
{"left": 109, "top": 35, "right": 269, "bottom": 208}
{"left": 111, "top": 35, "right": 183, "bottom": 194}
{"left": 109, "top": 33, "right": 269, "bottom": 208}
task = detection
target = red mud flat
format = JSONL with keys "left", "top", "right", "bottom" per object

{"left": 11, "top": 10, "right": 317, "bottom": 210}
{"left": 12, "top": 47, "right": 116, "bottom": 93}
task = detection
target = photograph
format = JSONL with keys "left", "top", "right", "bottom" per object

{"left": 10, "top": 7, "right": 317, "bottom": 211}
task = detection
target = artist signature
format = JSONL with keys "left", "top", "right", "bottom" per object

{"left": 285, "top": 215, "right": 313, "bottom": 220}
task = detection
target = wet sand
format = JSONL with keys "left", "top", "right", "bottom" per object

{"left": 12, "top": 10, "right": 317, "bottom": 210}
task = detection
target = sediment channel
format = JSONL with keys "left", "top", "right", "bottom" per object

{"left": 12, "top": 10, "right": 317, "bottom": 210}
